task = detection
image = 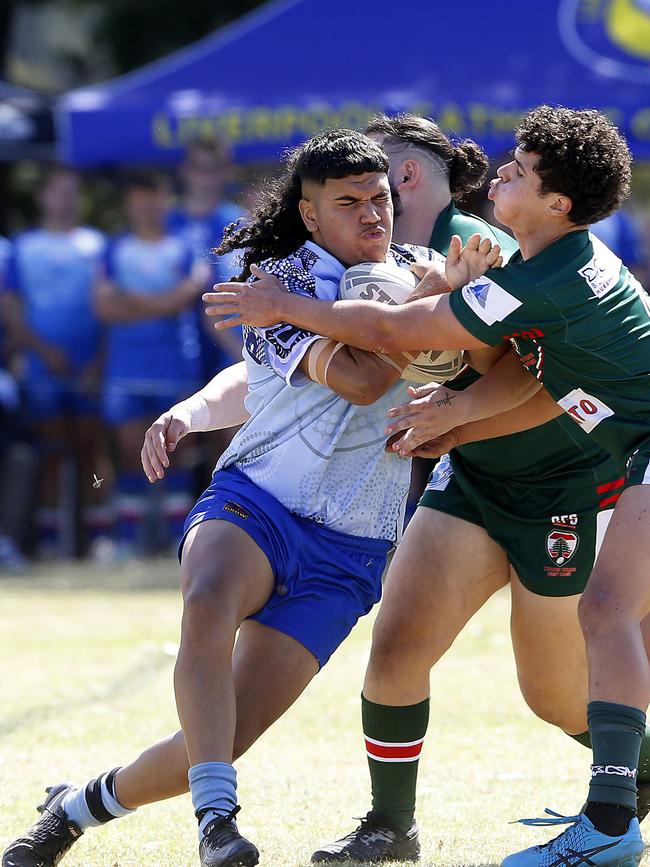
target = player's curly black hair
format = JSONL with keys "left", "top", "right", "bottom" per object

{"left": 215, "top": 129, "right": 388, "bottom": 280}
{"left": 516, "top": 106, "right": 632, "bottom": 226}
{"left": 365, "top": 113, "right": 488, "bottom": 199}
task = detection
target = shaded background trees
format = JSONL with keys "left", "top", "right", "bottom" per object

{"left": 1, "top": 0, "right": 267, "bottom": 86}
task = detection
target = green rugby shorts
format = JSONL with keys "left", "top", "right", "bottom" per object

{"left": 418, "top": 453, "right": 626, "bottom": 596}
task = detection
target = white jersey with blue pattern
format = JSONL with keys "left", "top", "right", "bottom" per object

{"left": 217, "top": 240, "right": 441, "bottom": 542}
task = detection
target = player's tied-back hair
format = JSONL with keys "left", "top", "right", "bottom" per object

{"left": 365, "top": 113, "right": 489, "bottom": 199}
{"left": 215, "top": 129, "right": 389, "bottom": 279}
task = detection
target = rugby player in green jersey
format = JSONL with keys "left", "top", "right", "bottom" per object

{"left": 206, "top": 107, "right": 650, "bottom": 867}
{"left": 306, "top": 114, "right": 650, "bottom": 864}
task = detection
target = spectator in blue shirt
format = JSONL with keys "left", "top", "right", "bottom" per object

{"left": 167, "top": 138, "right": 246, "bottom": 485}
{"left": 96, "top": 170, "right": 203, "bottom": 556}
{"left": 2, "top": 166, "right": 111, "bottom": 557}
{"left": 167, "top": 137, "right": 244, "bottom": 378}
{"left": 0, "top": 234, "right": 37, "bottom": 570}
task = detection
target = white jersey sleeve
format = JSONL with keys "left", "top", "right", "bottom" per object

{"left": 242, "top": 242, "right": 343, "bottom": 386}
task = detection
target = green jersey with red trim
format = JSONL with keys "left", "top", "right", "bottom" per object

{"left": 449, "top": 229, "right": 650, "bottom": 462}
{"left": 432, "top": 207, "right": 621, "bottom": 483}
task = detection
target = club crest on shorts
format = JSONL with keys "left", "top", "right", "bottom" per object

{"left": 546, "top": 529, "right": 579, "bottom": 565}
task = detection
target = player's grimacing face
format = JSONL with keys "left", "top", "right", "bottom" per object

{"left": 300, "top": 172, "right": 393, "bottom": 267}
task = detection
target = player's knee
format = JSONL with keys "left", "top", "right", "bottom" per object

{"left": 180, "top": 571, "right": 239, "bottom": 638}
{"left": 578, "top": 579, "right": 630, "bottom": 637}
{"left": 368, "top": 620, "right": 431, "bottom": 679}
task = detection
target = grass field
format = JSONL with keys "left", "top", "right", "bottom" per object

{"left": 0, "top": 559, "right": 641, "bottom": 867}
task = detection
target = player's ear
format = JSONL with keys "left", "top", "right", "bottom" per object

{"left": 299, "top": 197, "right": 319, "bottom": 232}
{"left": 548, "top": 194, "right": 573, "bottom": 219}
{"left": 395, "top": 159, "right": 421, "bottom": 191}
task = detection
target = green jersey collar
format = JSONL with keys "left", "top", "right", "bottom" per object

{"left": 511, "top": 228, "right": 591, "bottom": 266}
{"left": 428, "top": 200, "right": 456, "bottom": 252}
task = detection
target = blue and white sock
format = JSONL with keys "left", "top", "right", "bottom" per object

{"left": 188, "top": 762, "right": 238, "bottom": 838}
{"left": 62, "top": 768, "right": 135, "bottom": 831}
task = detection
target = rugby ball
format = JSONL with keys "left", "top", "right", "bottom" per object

{"left": 339, "top": 261, "right": 464, "bottom": 384}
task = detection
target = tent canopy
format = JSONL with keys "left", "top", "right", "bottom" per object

{"left": 0, "top": 81, "right": 55, "bottom": 160}
{"left": 57, "top": 0, "right": 650, "bottom": 166}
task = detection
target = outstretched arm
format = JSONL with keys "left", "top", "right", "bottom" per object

{"left": 205, "top": 281, "right": 486, "bottom": 354}
{"left": 203, "top": 236, "right": 502, "bottom": 355}
{"left": 141, "top": 361, "right": 249, "bottom": 482}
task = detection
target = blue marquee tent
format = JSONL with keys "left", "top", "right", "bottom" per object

{"left": 56, "top": 0, "right": 650, "bottom": 166}
{"left": 0, "top": 81, "right": 55, "bottom": 160}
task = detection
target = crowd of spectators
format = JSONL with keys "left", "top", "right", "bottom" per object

{"left": 0, "top": 138, "right": 246, "bottom": 568}
{"left": 1, "top": 136, "right": 649, "bottom": 571}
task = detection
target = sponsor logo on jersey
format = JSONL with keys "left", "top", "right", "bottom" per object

{"left": 223, "top": 501, "right": 249, "bottom": 520}
{"left": 557, "top": 389, "right": 615, "bottom": 432}
{"left": 546, "top": 529, "right": 579, "bottom": 565}
{"left": 461, "top": 278, "right": 522, "bottom": 326}
{"left": 591, "top": 764, "right": 638, "bottom": 779}
{"left": 578, "top": 238, "right": 622, "bottom": 298}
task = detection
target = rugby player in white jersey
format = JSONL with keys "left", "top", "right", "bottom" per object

{"left": 1, "top": 129, "right": 498, "bottom": 867}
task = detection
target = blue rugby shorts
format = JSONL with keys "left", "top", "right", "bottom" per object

{"left": 180, "top": 465, "right": 391, "bottom": 667}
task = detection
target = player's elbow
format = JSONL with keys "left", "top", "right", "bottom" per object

{"left": 369, "top": 317, "right": 410, "bottom": 355}
{"left": 344, "top": 370, "right": 394, "bottom": 406}
{"left": 347, "top": 387, "right": 378, "bottom": 406}
{"left": 353, "top": 318, "right": 400, "bottom": 354}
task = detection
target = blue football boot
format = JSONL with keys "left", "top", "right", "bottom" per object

{"left": 502, "top": 808, "right": 643, "bottom": 867}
